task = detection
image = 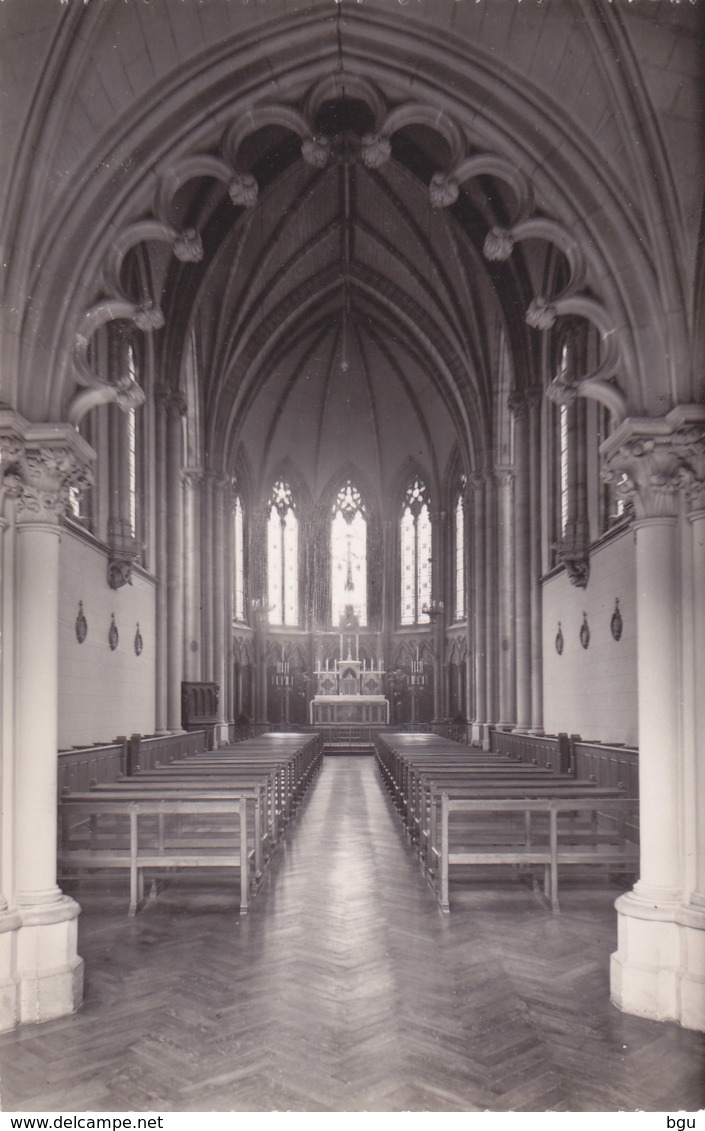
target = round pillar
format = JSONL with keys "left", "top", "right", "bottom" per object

{"left": 510, "top": 394, "right": 531, "bottom": 730}
{"left": 165, "top": 395, "right": 186, "bottom": 730}
{"left": 495, "top": 468, "right": 515, "bottom": 729}
{"left": 603, "top": 409, "right": 705, "bottom": 1030}
{"left": 0, "top": 416, "right": 93, "bottom": 1027}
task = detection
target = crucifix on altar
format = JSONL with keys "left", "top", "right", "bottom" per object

{"left": 309, "top": 606, "right": 389, "bottom": 724}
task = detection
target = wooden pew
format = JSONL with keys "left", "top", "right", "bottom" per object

{"left": 374, "top": 732, "right": 638, "bottom": 912}
{"left": 59, "top": 732, "right": 324, "bottom": 914}
{"left": 437, "top": 793, "right": 638, "bottom": 913}
{"left": 59, "top": 796, "right": 251, "bottom": 915}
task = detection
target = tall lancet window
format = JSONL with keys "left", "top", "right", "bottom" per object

{"left": 267, "top": 481, "right": 298, "bottom": 625}
{"left": 400, "top": 477, "right": 431, "bottom": 626}
{"left": 454, "top": 482, "right": 466, "bottom": 622}
{"left": 331, "top": 481, "right": 367, "bottom": 627}
{"left": 233, "top": 494, "right": 245, "bottom": 623}
{"left": 126, "top": 341, "right": 139, "bottom": 539}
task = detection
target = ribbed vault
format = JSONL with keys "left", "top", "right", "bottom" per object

{"left": 2, "top": 0, "right": 701, "bottom": 446}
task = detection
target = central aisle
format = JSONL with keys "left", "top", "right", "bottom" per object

{"left": 2, "top": 756, "right": 704, "bottom": 1112}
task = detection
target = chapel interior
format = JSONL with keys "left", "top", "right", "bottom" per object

{"left": 0, "top": 0, "right": 704, "bottom": 1113}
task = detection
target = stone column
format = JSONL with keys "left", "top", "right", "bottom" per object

{"left": 509, "top": 393, "right": 531, "bottom": 730}
{"left": 431, "top": 509, "right": 447, "bottom": 722}
{"left": 253, "top": 607, "right": 268, "bottom": 725}
{"left": 224, "top": 487, "right": 236, "bottom": 729}
{"left": 684, "top": 485, "right": 705, "bottom": 913}
{"left": 212, "top": 475, "right": 228, "bottom": 743}
{"left": 495, "top": 467, "right": 515, "bottom": 729}
{"left": 201, "top": 472, "right": 214, "bottom": 683}
{"left": 153, "top": 389, "right": 169, "bottom": 733}
{"left": 0, "top": 414, "right": 94, "bottom": 1026}
{"left": 677, "top": 428, "right": 705, "bottom": 1029}
{"left": 164, "top": 393, "right": 187, "bottom": 731}
{"left": 442, "top": 660, "right": 451, "bottom": 719}
{"left": 182, "top": 468, "right": 203, "bottom": 682}
{"left": 469, "top": 473, "right": 487, "bottom": 745}
{"left": 105, "top": 369, "right": 140, "bottom": 590}
{"left": 527, "top": 388, "right": 544, "bottom": 733}
{"left": 603, "top": 409, "right": 705, "bottom": 1030}
{"left": 0, "top": 505, "right": 21, "bottom": 1032}
{"left": 484, "top": 473, "right": 499, "bottom": 733}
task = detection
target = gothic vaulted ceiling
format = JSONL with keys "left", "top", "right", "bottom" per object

{"left": 1, "top": 0, "right": 703, "bottom": 503}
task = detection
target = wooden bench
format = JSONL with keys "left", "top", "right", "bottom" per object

{"left": 59, "top": 796, "right": 251, "bottom": 915}
{"left": 436, "top": 794, "right": 638, "bottom": 913}
{"left": 62, "top": 779, "right": 269, "bottom": 878}
{"left": 59, "top": 732, "right": 324, "bottom": 912}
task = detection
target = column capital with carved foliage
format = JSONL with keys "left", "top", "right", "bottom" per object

{"left": 601, "top": 406, "right": 705, "bottom": 521}
{"left": 507, "top": 390, "right": 530, "bottom": 419}
{"left": 494, "top": 466, "right": 514, "bottom": 490}
{"left": 0, "top": 410, "right": 94, "bottom": 525}
{"left": 181, "top": 466, "right": 204, "bottom": 491}
{"left": 155, "top": 385, "right": 188, "bottom": 419}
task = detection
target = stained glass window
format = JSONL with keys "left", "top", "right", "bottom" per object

{"left": 455, "top": 486, "right": 466, "bottom": 621}
{"left": 400, "top": 477, "right": 431, "bottom": 626}
{"left": 234, "top": 495, "right": 245, "bottom": 622}
{"left": 127, "top": 343, "right": 138, "bottom": 539}
{"left": 267, "top": 481, "right": 298, "bottom": 625}
{"left": 331, "top": 481, "right": 367, "bottom": 626}
{"left": 558, "top": 342, "right": 570, "bottom": 539}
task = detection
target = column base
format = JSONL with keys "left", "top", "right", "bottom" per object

{"left": 471, "top": 722, "right": 491, "bottom": 749}
{"left": 0, "top": 909, "right": 22, "bottom": 1032}
{"left": 16, "top": 895, "right": 84, "bottom": 1027}
{"left": 676, "top": 903, "right": 705, "bottom": 1031}
{"left": 215, "top": 721, "right": 230, "bottom": 745}
{"left": 610, "top": 889, "right": 705, "bottom": 1031}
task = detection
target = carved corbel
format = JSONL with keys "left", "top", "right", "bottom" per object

{"left": 360, "top": 132, "right": 392, "bottom": 170}
{"left": 301, "top": 134, "right": 332, "bottom": 169}
{"left": 228, "top": 172, "right": 259, "bottom": 208}
{"left": 554, "top": 524, "right": 591, "bottom": 589}
{"left": 429, "top": 172, "right": 459, "bottom": 209}
{"left": 107, "top": 553, "right": 138, "bottom": 590}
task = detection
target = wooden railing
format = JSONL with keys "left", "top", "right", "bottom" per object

{"left": 132, "top": 730, "right": 208, "bottom": 771}
{"left": 490, "top": 730, "right": 565, "bottom": 770}
{"left": 58, "top": 730, "right": 209, "bottom": 795}
{"left": 573, "top": 739, "right": 639, "bottom": 839}
{"left": 58, "top": 741, "right": 126, "bottom": 796}
{"left": 489, "top": 730, "right": 639, "bottom": 841}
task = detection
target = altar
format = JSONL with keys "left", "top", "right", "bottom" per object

{"left": 309, "top": 624, "right": 389, "bottom": 725}
{"left": 309, "top": 694, "right": 389, "bottom": 725}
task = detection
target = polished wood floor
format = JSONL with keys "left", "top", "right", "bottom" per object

{"left": 2, "top": 757, "right": 704, "bottom": 1112}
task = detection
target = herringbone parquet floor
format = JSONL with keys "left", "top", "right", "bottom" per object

{"left": 1, "top": 757, "right": 704, "bottom": 1112}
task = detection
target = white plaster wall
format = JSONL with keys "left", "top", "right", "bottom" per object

{"left": 57, "top": 526, "right": 156, "bottom": 748}
{"left": 542, "top": 528, "right": 638, "bottom": 746}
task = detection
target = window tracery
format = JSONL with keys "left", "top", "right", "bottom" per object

{"left": 454, "top": 480, "right": 466, "bottom": 622}
{"left": 401, "top": 477, "right": 431, "bottom": 625}
{"left": 331, "top": 481, "right": 367, "bottom": 627}
{"left": 234, "top": 494, "right": 245, "bottom": 622}
{"left": 267, "top": 480, "right": 298, "bottom": 625}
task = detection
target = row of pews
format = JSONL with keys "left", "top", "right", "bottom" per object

{"left": 59, "top": 732, "right": 324, "bottom": 917}
{"left": 374, "top": 733, "right": 639, "bottom": 913}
